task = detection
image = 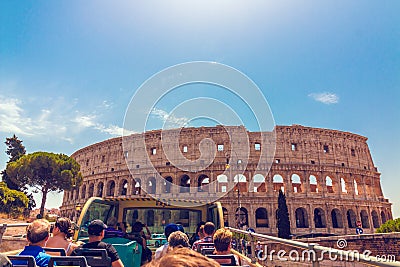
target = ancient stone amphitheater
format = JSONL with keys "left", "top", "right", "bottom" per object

{"left": 60, "top": 125, "right": 392, "bottom": 236}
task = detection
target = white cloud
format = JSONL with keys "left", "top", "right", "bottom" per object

{"left": 308, "top": 92, "right": 339, "bottom": 104}
{"left": 150, "top": 108, "right": 189, "bottom": 127}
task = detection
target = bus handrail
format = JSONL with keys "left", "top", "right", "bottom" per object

{"left": 226, "top": 227, "right": 400, "bottom": 267}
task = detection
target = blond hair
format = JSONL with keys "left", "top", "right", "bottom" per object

{"left": 27, "top": 219, "right": 50, "bottom": 244}
{"left": 213, "top": 228, "right": 232, "bottom": 252}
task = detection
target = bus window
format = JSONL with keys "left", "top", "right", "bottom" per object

{"left": 207, "top": 204, "right": 222, "bottom": 229}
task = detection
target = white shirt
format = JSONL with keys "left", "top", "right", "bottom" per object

{"left": 154, "top": 243, "right": 169, "bottom": 260}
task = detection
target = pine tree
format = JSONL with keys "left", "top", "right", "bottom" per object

{"left": 277, "top": 189, "right": 291, "bottom": 239}
{"left": 1, "top": 134, "right": 26, "bottom": 190}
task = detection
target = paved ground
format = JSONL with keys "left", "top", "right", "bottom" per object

{"left": 0, "top": 217, "right": 28, "bottom": 237}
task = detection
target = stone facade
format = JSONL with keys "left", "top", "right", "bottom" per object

{"left": 60, "top": 125, "right": 392, "bottom": 236}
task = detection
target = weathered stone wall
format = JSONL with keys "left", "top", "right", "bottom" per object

{"left": 60, "top": 125, "right": 392, "bottom": 236}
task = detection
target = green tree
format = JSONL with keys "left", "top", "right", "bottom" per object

{"left": 0, "top": 182, "right": 28, "bottom": 217}
{"left": 376, "top": 218, "right": 400, "bottom": 233}
{"left": 1, "top": 134, "right": 26, "bottom": 190}
{"left": 277, "top": 189, "right": 291, "bottom": 239}
{"left": 6, "top": 152, "right": 83, "bottom": 218}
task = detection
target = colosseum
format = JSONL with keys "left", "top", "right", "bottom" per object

{"left": 60, "top": 124, "right": 392, "bottom": 236}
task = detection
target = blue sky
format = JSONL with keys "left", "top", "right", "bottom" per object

{"left": 0, "top": 1, "right": 399, "bottom": 217}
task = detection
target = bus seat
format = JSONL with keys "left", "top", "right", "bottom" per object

{"left": 206, "top": 254, "right": 237, "bottom": 266}
{"left": 103, "top": 237, "right": 142, "bottom": 267}
{"left": 8, "top": 255, "right": 37, "bottom": 267}
{"left": 72, "top": 248, "right": 111, "bottom": 267}
{"left": 48, "top": 256, "right": 88, "bottom": 267}
{"left": 43, "top": 247, "right": 67, "bottom": 256}
{"left": 196, "top": 242, "right": 215, "bottom": 253}
{"left": 201, "top": 247, "right": 215, "bottom": 255}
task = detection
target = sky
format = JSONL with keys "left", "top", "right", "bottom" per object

{"left": 0, "top": 1, "right": 399, "bottom": 217}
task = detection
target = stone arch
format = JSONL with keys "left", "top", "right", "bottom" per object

{"left": 180, "top": 175, "right": 190, "bottom": 193}
{"left": 217, "top": 174, "right": 228, "bottom": 193}
{"left": 120, "top": 179, "right": 128, "bottom": 195}
{"left": 106, "top": 180, "right": 115, "bottom": 197}
{"left": 347, "top": 209, "right": 356, "bottom": 228}
{"left": 235, "top": 207, "right": 248, "bottom": 228}
{"left": 331, "top": 209, "right": 343, "bottom": 228}
{"left": 314, "top": 208, "right": 326, "bottom": 228}
{"left": 295, "top": 207, "right": 309, "bottom": 228}
{"left": 197, "top": 174, "right": 210, "bottom": 192}
{"left": 291, "top": 173, "right": 302, "bottom": 193}
{"left": 309, "top": 175, "right": 318, "bottom": 193}
{"left": 96, "top": 182, "right": 104, "bottom": 197}
{"left": 372, "top": 210, "right": 379, "bottom": 228}
{"left": 88, "top": 183, "right": 94, "bottom": 197}
{"left": 81, "top": 184, "right": 86, "bottom": 199}
{"left": 253, "top": 174, "right": 266, "bottom": 192}
{"left": 341, "top": 178, "right": 347, "bottom": 193}
{"left": 133, "top": 178, "right": 141, "bottom": 195}
{"left": 147, "top": 177, "right": 156, "bottom": 194}
{"left": 234, "top": 174, "right": 247, "bottom": 193}
{"left": 255, "top": 207, "right": 269, "bottom": 228}
{"left": 326, "top": 176, "right": 334, "bottom": 193}
{"left": 381, "top": 211, "right": 387, "bottom": 224}
{"left": 273, "top": 174, "right": 284, "bottom": 192}
{"left": 164, "top": 176, "right": 173, "bottom": 193}
{"left": 75, "top": 188, "right": 79, "bottom": 200}
{"left": 360, "top": 210, "right": 370, "bottom": 228}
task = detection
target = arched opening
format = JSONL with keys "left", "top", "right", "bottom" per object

{"left": 222, "top": 207, "right": 229, "bottom": 227}
{"left": 253, "top": 174, "right": 266, "bottom": 192}
{"left": 347, "top": 209, "right": 356, "bottom": 228}
{"left": 314, "top": 208, "right": 326, "bottom": 228}
{"left": 106, "top": 180, "right": 115, "bottom": 197}
{"left": 88, "top": 183, "right": 94, "bottom": 197}
{"left": 147, "top": 210, "right": 155, "bottom": 227}
{"left": 360, "top": 210, "right": 370, "bottom": 228}
{"left": 354, "top": 180, "right": 359, "bottom": 195}
{"left": 326, "top": 176, "right": 334, "bottom": 193}
{"left": 331, "top": 209, "right": 343, "bottom": 228}
{"left": 96, "top": 182, "right": 104, "bottom": 197}
{"left": 197, "top": 174, "right": 210, "bottom": 192}
{"left": 235, "top": 207, "right": 248, "bottom": 228}
{"left": 147, "top": 177, "right": 156, "bottom": 194}
{"left": 255, "top": 208, "right": 269, "bottom": 228}
{"left": 217, "top": 174, "right": 228, "bottom": 193}
{"left": 234, "top": 174, "right": 247, "bottom": 193}
{"left": 309, "top": 175, "right": 318, "bottom": 193}
{"left": 295, "top": 207, "right": 309, "bottom": 228}
{"left": 372, "top": 210, "right": 379, "bottom": 228}
{"left": 121, "top": 180, "right": 128, "bottom": 195}
{"left": 381, "top": 211, "right": 387, "bottom": 224}
{"left": 291, "top": 174, "right": 302, "bottom": 193}
{"left": 341, "top": 178, "right": 347, "bottom": 193}
{"left": 133, "top": 178, "right": 141, "bottom": 195}
{"left": 180, "top": 175, "right": 190, "bottom": 193}
{"left": 81, "top": 185, "right": 86, "bottom": 199}
{"left": 273, "top": 174, "right": 284, "bottom": 192}
{"left": 164, "top": 176, "right": 173, "bottom": 193}
{"left": 75, "top": 188, "right": 79, "bottom": 200}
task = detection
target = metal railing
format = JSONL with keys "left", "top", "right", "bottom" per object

{"left": 227, "top": 227, "right": 400, "bottom": 267}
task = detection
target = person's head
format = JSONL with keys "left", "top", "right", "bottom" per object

{"left": 87, "top": 219, "right": 107, "bottom": 238}
{"left": 164, "top": 223, "right": 179, "bottom": 239}
{"left": 131, "top": 221, "right": 144, "bottom": 233}
{"left": 143, "top": 247, "right": 220, "bottom": 267}
{"left": 203, "top": 222, "right": 215, "bottom": 236}
{"left": 106, "top": 217, "right": 118, "bottom": 228}
{"left": 168, "top": 231, "right": 190, "bottom": 249}
{"left": 26, "top": 219, "right": 51, "bottom": 245}
{"left": 213, "top": 228, "right": 233, "bottom": 252}
{"left": 117, "top": 222, "right": 127, "bottom": 232}
{"left": 198, "top": 225, "right": 205, "bottom": 239}
{"left": 54, "top": 217, "right": 73, "bottom": 238}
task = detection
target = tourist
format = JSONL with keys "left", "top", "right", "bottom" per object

{"left": 46, "top": 217, "right": 79, "bottom": 255}
{"left": 71, "top": 219, "right": 124, "bottom": 267}
{"left": 13, "top": 219, "right": 52, "bottom": 267}
{"left": 154, "top": 223, "right": 179, "bottom": 260}
{"left": 189, "top": 221, "right": 205, "bottom": 246}
{"left": 143, "top": 247, "right": 220, "bottom": 267}
{"left": 213, "top": 228, "right": 240, "bottom": 266}
{"left": 167, "top": 231, "right": 190, "bottom": 250}
{"left": 192, "top": 222, "right": 215, "bottom": 251}
{"left": 104, "top": 217, "right": 125, "bottom": 238}
{"left": 127, "top": 221, "right": 152, "bottom": 264}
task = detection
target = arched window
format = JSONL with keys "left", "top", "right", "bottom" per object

{"left": 217, "top": 174, "right": 228, "bottom": 193}
{"left": 121, "top": 180, "right": 128, "bottom": 195}
{"left": 347, "top": 209, "right": 356, "bottom": 228}
{"left": 255, "top": 208, "right": 269, "bottom": 228}
{"left": 360, "top": 210, "right": 369, "bottom": 228}
{"left": 164, "top": 176, "right": 173, "bottom": 193}
{"left": 314, "top": 208, "right": 326, "bottom": 228}
{"left": 326, "top": 176, "right": 334, "bottom": 193}
{"left": 331, "top": 209, "right": 343, "bottom": 228}
{"left": 341, "top": 178, "right": 347, "bottom": 193}
{"left": 180, "top": 175, "right": 190, "bottom": 193}
{"left": 295, "top": 207, "right": 309, "bottom": 228}
{"left": 235, "top": 207, "right": 248, "bottom": 228}
{"left": 133, "top": 179, "right": 141, "bottom": 195}
{"left": 354, "top": 180, "right": 359, "bottom": 195}
{"left": 197, "top": 174, "right": 210, "bottom": 192}
{"left": 107, "top": 180, "right": 115, "bottom": 197}
{"left": 81, "top": 184, "right": 86, "bottom": 199}
{"left": 88, "top": 183, "right": 94, "bottom": 197}
{"left": 148, "top": 177, "right": 156, "bottom": 194}
{"left": 309, "top": 175, "right": 318, "bottom": 193}
{"left": 75, "top": 188, "right": 79, "bottom": 200}
{"left": 253, "top": 174, "right": 266, "bottom": 192}
{"left": 291, "top": 174, "right": 302, "bottom": 193}
{"left": 147, "top": 210, "right": 155, "bottom": 227}
{"left": 372, "top": 210, "right": 379, "bottom": 228}
{"left": 381, "top": 211, "right": 387, "bottom": 224}
{"left": 96, "top": 182, "right": 104, "bottom": 197}
{"left": 234, "top": 174, "right": 247, "bottom": 193}
{"left": 273, "top": 174, "right": 284, "bottom": 192}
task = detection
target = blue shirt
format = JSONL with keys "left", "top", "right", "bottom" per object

{"left": 15, "top": 245, "right": 52, "bottom": 267}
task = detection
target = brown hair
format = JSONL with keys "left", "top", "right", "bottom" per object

{"left": 55, "top": 217, "right": 74, "bottom": 238}
{"left": 213, "top": 228, "right": 232, "bottom": 252}
{"left": 27, "top": 219, "right": 50, "bottom": 244}
{"left": 143, "top": 247, "right": 220, "bottom": 267}
{"left": 168, "top": 231, "right": 189, "bottom": 248}
{"left": 203, "top": 222, "right": 215, "bottom": 235}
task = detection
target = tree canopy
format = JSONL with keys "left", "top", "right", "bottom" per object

{"left": 277, "top": 189, "right": 291, "bottom": 239}
{"left": 0, "top": 182, "right": 28, "bottom": 217}
{"left": 2, "top": 134, "right": 26, "bottom": 190}
{"left": 376, "top": 218, "right": 400, "bottom": 233}
{"left": 6, "top": 152, "right": 82, "bottom": 217}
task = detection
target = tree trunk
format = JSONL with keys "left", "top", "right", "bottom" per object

{"left": 39, "top": 188, "right": 48, "bottom": 218}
